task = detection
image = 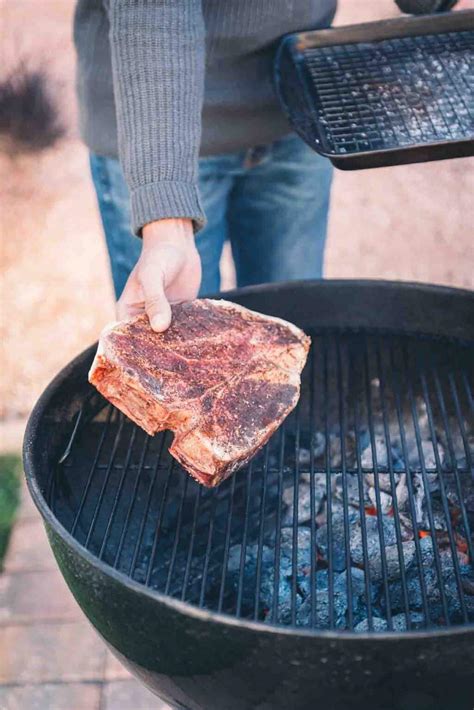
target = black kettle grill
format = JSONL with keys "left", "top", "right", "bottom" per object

{"left": 24, "top": 281, "right": 474, "bottom": 710}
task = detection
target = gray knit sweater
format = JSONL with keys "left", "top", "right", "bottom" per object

{"left": 74, "top": 1, "right": 337, "bottom": 234}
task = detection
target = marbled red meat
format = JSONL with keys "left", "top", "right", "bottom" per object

{"left": 89, "top": 299, "right": 310, "bottom": 487}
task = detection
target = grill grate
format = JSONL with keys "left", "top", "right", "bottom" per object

{"left": 275, "top": 16, "right": 474, "bottom": 168}
{"left": 301, "top": 31, "right": 473, "bottom": 155}
{"left": 48, "top": 331, "right": 474, "bottom": 632}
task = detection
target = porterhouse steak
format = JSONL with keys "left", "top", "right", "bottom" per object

{"left": 89, "top": 299, "right": 310, "bottom": 487}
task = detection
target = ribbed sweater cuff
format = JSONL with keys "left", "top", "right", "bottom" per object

{"left": 130, "top": 181, "right": 206, "bottom": 236}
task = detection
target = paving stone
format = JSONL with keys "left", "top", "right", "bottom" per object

{"left": 0, "top": 682, "right": 102, "bottom": 710}
{"left": 104, "top": 650, "right": 132, "bottom": 681}
{"left": 0, "top": 570, "right": 81, "bottom": 624}
{"left": 103, "top": 680, "right": 171, "bottom": 710}
{"left": 0, "top": 621, "right": 107, "bottom": 684}
{"left": 4, "top": 518, "right": 56, "bottom": 573}
{"left": 17, "top": 479, "right": 39, "bottom": 523}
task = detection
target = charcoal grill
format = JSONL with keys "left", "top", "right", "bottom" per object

{"left": 275, "top": 11, "right": 474, "bottom": 169}
{"left": 24, "top": 281, "right": 474, "bottom": 710}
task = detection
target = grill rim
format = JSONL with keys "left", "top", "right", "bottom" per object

{"left": 23, "top": 279, "right": 474, "bottom": 641}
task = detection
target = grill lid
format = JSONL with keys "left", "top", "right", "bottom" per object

{"left": 45, "top": 328, "right": 474, "bottom": 634}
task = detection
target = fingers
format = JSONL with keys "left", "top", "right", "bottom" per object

{"left": 143, "top": 273, "right": 172, "bottom": 332}
{"left": 117, "top": 264, "right": 172, "bottom": 332}
{"left": 117, "top": 270, "right": 143, "bottom": 321}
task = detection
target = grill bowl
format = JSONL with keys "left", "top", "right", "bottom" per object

{"left": 24, "top": 281, "right": 474, "bottom": 710}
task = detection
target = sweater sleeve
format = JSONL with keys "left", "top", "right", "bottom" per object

{"left": 107, "top": 0, "right": 206, "bottom": 235}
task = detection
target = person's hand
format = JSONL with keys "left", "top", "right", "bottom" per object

{"left": 117, "top": 218, "right": 201, "bottom": 332}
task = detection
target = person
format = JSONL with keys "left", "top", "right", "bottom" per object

{"left": 73, "top": 0, "right": 454, "bottom": 332}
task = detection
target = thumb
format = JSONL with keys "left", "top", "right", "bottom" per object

{"left": 144, "top": 273, "right": 172, "bottom": 332}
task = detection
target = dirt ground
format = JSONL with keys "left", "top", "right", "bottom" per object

{"left": 1, "top": 0, "right": 473, "bottom": 427}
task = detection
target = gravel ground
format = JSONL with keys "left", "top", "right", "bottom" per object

{"left": 1, "top": 0, "right": 473, "bottom": 423}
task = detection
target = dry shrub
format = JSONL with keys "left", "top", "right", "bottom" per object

{"left": 0, "top": 63, "right": 65, "bottom": 155}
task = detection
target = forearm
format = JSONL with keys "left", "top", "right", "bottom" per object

{"left": 108, "top": 0, "right": 206, "bottom": 235}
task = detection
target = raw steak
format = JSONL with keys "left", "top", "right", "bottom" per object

{"left": 89, "top": 299, "right": 310, "bottom": 487}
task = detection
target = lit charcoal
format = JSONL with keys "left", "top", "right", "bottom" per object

{"left": 367, "top": 541, "right": 416, "bottom": 583}
{"left": 282, "top": 483, "right": 311, "bottom": 525}
{"left": 329, "top": 433, "right": 342, "bottom": 468}
{"left": 350, "top": 514, "right": 398, "bottom": 565}
{"left": 421, "top": 498, "right": 448, "bottom": 532}
{"left": 416, "top": 534, "right": 463, "bottom": 573}
{"left": 333, "top": 472, "right": 363, "bottom": 508}
{"left": 282, "top": 479, "right": 326, "bottom": 525}
{"left": 297, "top": 569, "right": 355, "bottom": 629}
{"left": 298, "top": 447, "right": 311, "bottom": 466}
{"left": 336, "top": 567, "right": 371, "bottom": 626}
{"left": 361, "top": 435, "right": 399, "bottom": 470}
{"left": 397, "top": 512, "right": 415, "bottom": 541}
{"left": 354, "top": 617, "right": 388, "bottom": 632}
{"left": 280, "top": 526, "right": 313, "bottom": 566}
{"left": 437, "top": 419, "right": 472, "bottom": 470}
{"left": 299, "top": 470, "right": 327, "bottom": 491}
{"left": 405, "top": 437, "right": 443, "bottom": 477}
{"left": 354, "top": 612, "right": 425, "bottom": 633}
{"left": 367, "top": 487, "right": 393, "bottom": 515}
{"left": 462, "top": 574, "right": 474, "bottom": 597}
{"left": 365, "top": 472, "right": 394, "bottom": 494}
{"left": 412, "top": 474, "right": 425, "bottom": 525}
{"left": 395, "top": 473, "right": 409, "bottom": 510}
{"left": 385, "top": 548, "right": 474, "bottom": 622}
{"left": 227, "top": 544, "right": 275, "bottom": 609}
{"left": 312, "top": 431, "right": 326, "bottom": 459}
{"left": 315, "top": 509, "right": 360, "bottom": 572}
{"left": 327, "top": 432, "right": 358, "bottom": 469}
{"left": 299, "top": 432, "right": 327, "bottom": 465}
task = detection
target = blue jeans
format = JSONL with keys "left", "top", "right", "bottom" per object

{"left": 90, "top": 133, "right": 333, "bottom": 299}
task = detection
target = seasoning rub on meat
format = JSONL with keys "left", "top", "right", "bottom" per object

{"left": 89, "top": 299, "right": 310, "bottom": 487}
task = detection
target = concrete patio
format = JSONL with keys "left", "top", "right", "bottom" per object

{"left": 0, "top": 479, "right": 171, "bottom": 709}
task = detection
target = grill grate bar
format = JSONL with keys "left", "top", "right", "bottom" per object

{"left": 181, "top": 485, "right": 203, "bottom": 602}
{"left": 164, "top": 474, "right": 190, "bottom": 596}
{"left": 402, "top": 344, "right": 451, "bottom": 624}
{"left": 336, "top": 334, "right": 354, "bottom": 629}
{"left": 236, "top": 463, "right": 254, "bottom": 617}
{"left": 350, "top": 340, "right": 375, "bottom": 629}
{"left": 420, "top": 350, "right": 471, "bottom": 622}
{"left": 271, "top": 427, "right": 286, "bottom": 624}
{"left": 217, "top": 474, "right": 237, "bottom": 612}
{"left": 446, "top": 371, "right": 474, "bottom": 565}
{"left": 199, "top": 487, "right": 219, "bottom": 608}
{"left": 113, "top": 434, "right": 151, "bottom": 569}
{"left": 308, "top": 344, "right": 318, "bottom": 628}
{"left": 388, "top": 340, "right": 432, "bottom": 626}
{"left": 98, "top": 426, "right": 138, "bottom": 560}
{"left": 85, "top": 415, "right": 126, "bottom": 549}
{"left": 375, "top": 336, "right": 412, "bottom": 629}
{"left": 461, "top": 369, "right": 473, "bottom": 411}
{"left": 254, "top": 445, "right": 270, "bottom": 621}
{"left": 291, "top": 401, "right": 302, "bottom": 626}
{"left": 362, "top": 337, "right": 393, "bottom": 628}
{"left": 145, "top": 453, "right": 174, "bottom": 587}
{"left": 70, "top": 405, "right": 114, "bottom": 538}
{"left": 128, "top": 438, "right": 163, "bottom": 580}
{"left": 323, "top": 335, "right": 335, "bottom": 629}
